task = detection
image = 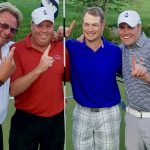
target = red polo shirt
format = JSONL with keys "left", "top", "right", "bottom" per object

{"left": 11, "top": 34, "right": 69, "bottom": 117}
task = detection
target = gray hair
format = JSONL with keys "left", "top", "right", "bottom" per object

{"left": 0, "top": 2, "right": 23, "bottom": 28}
{"left": 82, "top": 7, "right": 105, "bottom": 24}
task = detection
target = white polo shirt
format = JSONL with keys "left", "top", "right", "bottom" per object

{"left": 0, "top": 41, "right": 14, "bottom": 124}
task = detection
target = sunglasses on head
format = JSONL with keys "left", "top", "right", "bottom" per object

{"left": 0, "top": 21, "right": 18, "bottom": 34}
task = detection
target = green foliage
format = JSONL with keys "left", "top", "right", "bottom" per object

{"left": 103, "top": 26, "right": 120, "bottom": 44}
{"left": 108, "top": 0, "right": 125, "bottom": 13}
{"left": 143, "top": 25, "right": 150, "bottom": 37}
{"left": 69, "top": 0, "right": 140, "bottom": 14}
{"left": 0, "top": 0, "right": 8, "bottom": 2}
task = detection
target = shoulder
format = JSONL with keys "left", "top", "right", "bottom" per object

{"left": 66, "top": 39, "right": 82, "bottom": 47}
{"left": 1, "top": 41, "right": 14, "bottom": 55}
{"left": 53, "top": 40, "right": 63, "bottom": 45}
{"left": 10, "top": 38, "right": 28, "bottom": 58}
{"left": 7, "top": 41, "right": 14, "bottom": 47}
{"left": 12, "top": 38, "right": 26, "bottom": 50}
{"left": 144, "top": 38, "right": 150, "bottom": 47}
{"left": 52, "top": 40, "right": 63, "bottom": 48}
{"left": 103, "top": 38, "right": 121, "bottom": 52}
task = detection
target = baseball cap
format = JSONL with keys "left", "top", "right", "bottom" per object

{"left": 31, "top": 7, "right": 54, "bottom": 24}
{"left": 118, "top": 10, "right": 141, "bottom": 27}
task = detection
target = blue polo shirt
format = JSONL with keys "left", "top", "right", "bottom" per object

{"left": 66, "top": 38, "right": 122, "bottom": 108}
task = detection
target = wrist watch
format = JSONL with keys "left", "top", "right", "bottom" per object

{"left": 0, "top": 80, "right": 4, "bottom": 87}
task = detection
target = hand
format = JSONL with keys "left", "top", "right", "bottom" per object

{"left": 66, "top": 20, "right": 76, "bottom": 37}
{"left": 37, "top": 45, "right": 54, "bottom": 73}
{"left": 54, "top": 20, "right": 76, "bottom": 40}
{"left": 77, "top": 34, "right": 84, "bottom": 42}
{"left": 132, "top": 55, "right": 147, "bottom": 78}
{"left": 52, "top": 31, "right": 59, "bottom": 41}
{"left": 0, "top": 47, "right": 16, "bottom": 82}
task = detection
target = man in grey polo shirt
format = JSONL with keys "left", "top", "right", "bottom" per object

{"left": 117, "top": 10, "right": 150, "bottom": 150}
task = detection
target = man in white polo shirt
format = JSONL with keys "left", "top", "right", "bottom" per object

{"left": 117, "top": 10, "right": 150, "bottom": 150}
{"left": 0, "top": 2, "right": 23, "bottom": 150}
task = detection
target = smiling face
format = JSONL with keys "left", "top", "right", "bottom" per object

{"left": 31, "top": 20, "right": 54, "bottom": 50}
{"left": 0, "top": 11, "right": 17, "bottom": 47}
{"left": 118, "top": 23, "right": 141, "bottom": 46}
{"left": 82, "top": 12, "right": 105, "bottom": 43}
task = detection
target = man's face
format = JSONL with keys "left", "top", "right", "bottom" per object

{"left": 31, "top": 20, "right": 54, "bottom": 48}
{"left": 82, "top": 13, "right": 104, "bottom": 43}
{"left": 118, "top": 23, "right": 141, "bottom": 46}
{"left": 0, "top": 11, "right": 17, "bottom": 47}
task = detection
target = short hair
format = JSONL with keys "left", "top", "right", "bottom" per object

{"left": 82, "top": 7, "right": 105, "bottom": 24}
{"left": 0, "top": 2, "right": 23, "bottom": 28}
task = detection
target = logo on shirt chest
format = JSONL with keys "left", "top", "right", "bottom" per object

{"left": 53, "top": 54, "right": 62, "bottom": 60}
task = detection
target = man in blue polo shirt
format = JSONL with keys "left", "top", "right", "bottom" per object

{"left": 66, "top": 7, "right": 122, "bottom": 150}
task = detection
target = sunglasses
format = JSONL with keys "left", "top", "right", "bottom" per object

{"left": 0, "top": 21, "right": 18, "bottom": 34}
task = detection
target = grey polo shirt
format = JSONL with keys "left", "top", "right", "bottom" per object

{"left": 121, "top": 32, "right": 150, "bottom": 111}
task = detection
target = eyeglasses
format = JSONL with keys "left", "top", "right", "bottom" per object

{"left": 0, "top": 21, "right": 18, "bottom": 34}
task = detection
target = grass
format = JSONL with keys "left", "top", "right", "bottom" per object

{"left": 2, "top": 0, "right": 150, "bottom": 149}
{"left": 3, "top": 101, "right": 14, "bottom": 150}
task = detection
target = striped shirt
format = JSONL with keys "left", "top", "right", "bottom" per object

{"left": 121, "top": 32, "right": 150, "bottom": 111}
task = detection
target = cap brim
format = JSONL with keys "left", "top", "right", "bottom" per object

{"left": 118, "top": 21, "right": 137, "bottom": 28}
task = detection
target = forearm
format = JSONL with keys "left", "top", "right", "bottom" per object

{"left": 0, "top": 71, "right": 9, "bottom": 82}
{"left": 10, "top": 67, "right": 43, "bottom": 96}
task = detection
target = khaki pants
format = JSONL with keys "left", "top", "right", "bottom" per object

{"left": 125, "top": 112, "right": 150, "bottom": 150}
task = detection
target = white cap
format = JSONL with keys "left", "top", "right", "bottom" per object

{"left": 118, "top": 10, "right": 141, "bottom": 27}
{"left": 32, "top": 7, "right": 54, "bottom": 24}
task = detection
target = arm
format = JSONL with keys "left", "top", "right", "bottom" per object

{"left": 10, "top": 45, "right": 54, "bottom": 96}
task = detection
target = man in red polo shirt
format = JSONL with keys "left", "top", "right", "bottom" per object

{"left": 9, "top": 6, "right": 69, "bottom": 150}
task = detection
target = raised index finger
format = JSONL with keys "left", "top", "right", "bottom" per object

{"left": 43, "top": 45, "right": 51, "bottom": 56}
{"left": 132, "top": 55, "right": 136, "bottom": 72}
{"left": 8, "top": 47, "right": 15, "bottom": 59}
{"left": 67, "top": 20, "right": 76, "bottom": 36}
{"left": 69, "top": 20, "right": 76, "bottom": 33}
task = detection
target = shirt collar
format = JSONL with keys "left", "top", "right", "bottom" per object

{"left": 25, "top": 33, "right": 55, "bottom": 51}
{"left": 136, "top": 32, "right": 148, "bottom": 48}
{"left": 25, "top": 33, "right": 32, "bottom": 48}
{"left": 126, "top": 32, "right": 147, "bottom": 49}
{"left": 83, "top": 37, "right": 105, "bottom": 49}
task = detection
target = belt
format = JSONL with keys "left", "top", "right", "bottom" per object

{"left": 126, "top": 107, "right": 150, "bottom": 118}
{"left": 90, "top": 108, "right": 102, "bottom": 112}
{"left": 77, "top": 104, "right": 104, "bottom": 112}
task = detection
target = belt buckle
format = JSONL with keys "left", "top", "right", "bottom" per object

{"left": 90, "top": 108, "right": 100, "bottom": 112}
{"left": 139, "top": 111, "right": 142, "bottom": 118}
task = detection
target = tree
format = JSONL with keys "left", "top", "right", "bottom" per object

{"left": 0, "top": 0, "right": 8, "bottom": 2}
{"left": 71, "top": 0, "right": 140, "bottom": 14}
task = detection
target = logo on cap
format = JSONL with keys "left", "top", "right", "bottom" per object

{"left": 124, "top": 13, "right": 128, "bottom": 17}
{"left": 43, "top": 10, "right": 47, "bottom": 15}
